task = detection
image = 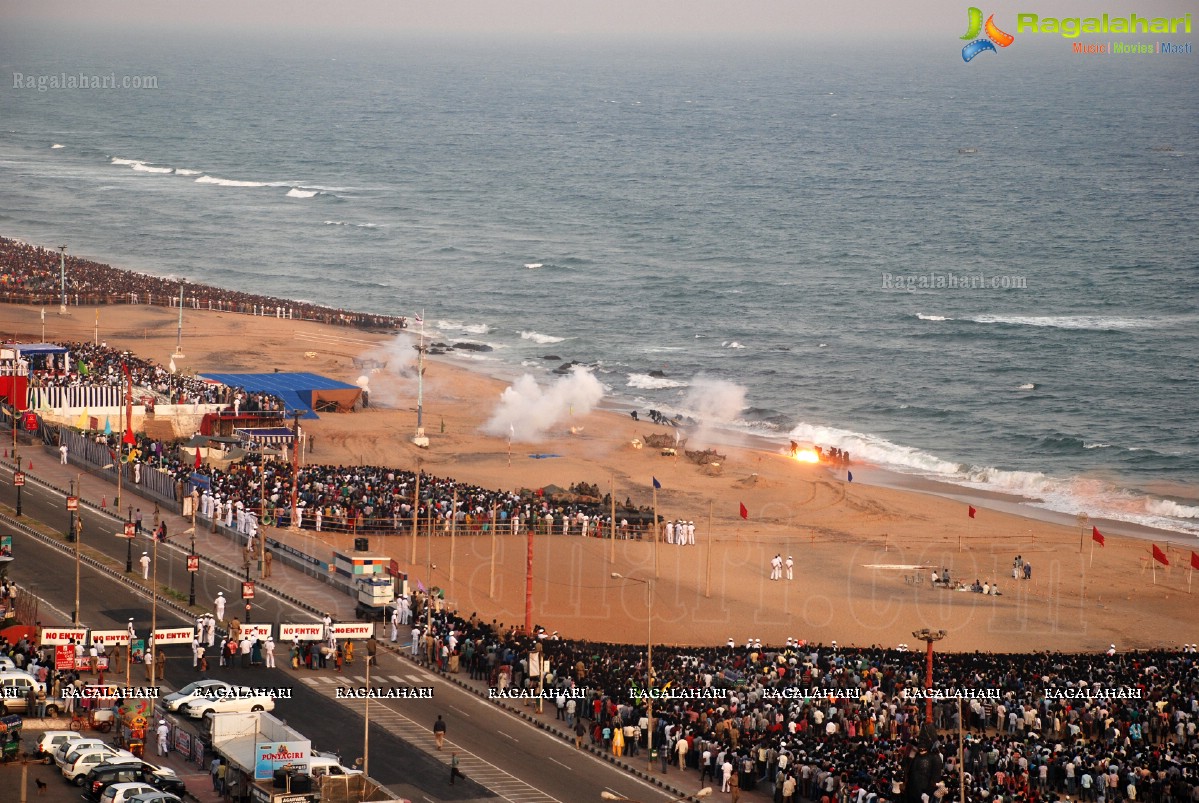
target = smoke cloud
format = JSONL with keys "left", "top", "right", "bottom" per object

{"left": 483, "top": 366, "right": 605, "bottom": 442}
{"left": 351, "top": 331, "right": 420, "bottom": 409}
{"left": 681, "top": 375, "right": 748, "bottom": 446}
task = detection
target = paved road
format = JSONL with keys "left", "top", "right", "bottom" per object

{"left": 1, "top": 456, "right": 699, "bottom": 803}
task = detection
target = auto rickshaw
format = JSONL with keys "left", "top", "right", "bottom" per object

{"left": 0, "top": 714, "right": 21, "bottom": 762}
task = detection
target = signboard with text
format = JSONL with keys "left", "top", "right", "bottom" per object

{"left": 254, "top": 739, "right": 311, "bottom": 781}
{"left": 90, "top": 629, "right": 131, "bottom": 646}
{"left": 41, "top": 627, "right": 88, "bottom": 645}
{"left": 151, "top": 627, "right": 195, "bottom": 646}
{"left": 279, "top": 623, "right": 324, "bottom": 642}
{"left": 330, "top": 622, "right": 374, "bottom": 639}
{"left": 239, "top": 624, "right": 273, "bottom": 641}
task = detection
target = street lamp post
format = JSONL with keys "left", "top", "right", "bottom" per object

{"left": 189, "top": 524, "right": 197, "bottom": 607}
{"left": 67, "top": 479, "right": 76, "bottom": 542}
{"left": 58, "top": 245, "right": 67, "bottom": 313}
{"left": 125, "top": 506, "right": 134, "bottom": 573}
{"left": 612, "top": 573, "right": 654, "bottom": 773}
{"left": 912, "top": 628, "right": 947, "bottom": 722}
{"left": 172, "top": 280, "right": 186, "bottom": 359}
{"left": 11, "top": 401, "right": 20, "bottom": 518}
{"left": 601, "top": 787, "right": 712, "bottom": 802}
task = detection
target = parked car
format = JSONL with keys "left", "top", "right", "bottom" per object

{"left": 126, "top": 793, "right": 182, "bottom": 803}
{"left": 307, "top": 750, "right": 363, "bottom": 777}
{"left": 180, "top": 685, "right": 275, "bottom": 718}
{"left": 98, "top": 782, "right": 159, "bottom": 803}
{"left": 54, "top": 738, "right": 114, "bottom": 768}
{"left": 62, "top": 747, "right": 137, "bottom": 785}
{"left": 0, "top": 656, "right": 17, "bottom": 671}
{"left": 85, "top": 760, "right": 187, "bottom": 801}
{"left": 0, "top": 669, "right": 62, "bottom": 716}
{"left": 162, "top": 679, "right": 235, "bottom": 712}
{"left": 34, "top": 730, "right": 84, "bottom": 764}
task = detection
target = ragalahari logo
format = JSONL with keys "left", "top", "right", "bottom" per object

{"left": 961, "top": 7, "right": 1016, "bottom": 61}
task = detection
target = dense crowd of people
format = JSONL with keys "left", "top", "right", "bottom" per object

{"left": 406, "top": 604, "right": 1199, "bottom": 803}
{"left": 0, "top": 237, "right": 405, "bottom": 330}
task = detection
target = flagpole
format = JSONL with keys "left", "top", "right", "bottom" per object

{"left": 449, "top": 488, "right": 457, "bottom": 592}
{"left": 705, "top": 499, "right": 713, "bottom": 599}
{"left": 410, "top": 469, "right": 420, "bottom": 565}
{"left": 489, "top": 504, "right": 497, "bottom": 599}
{"left": 609, "top": 476, "right": 616, "bottom": 563}
{"left": 1089, "top": 536, "right": 1095, "bottom": 568}
{"left": 652, "top": 485, "right": 659, "bottom": 579}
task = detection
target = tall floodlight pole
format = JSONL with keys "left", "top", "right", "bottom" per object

{"left": 412, "top": 312, "right": 428, "bottom": 448}
{"left": 58, "top": 246, "right": 68, "bottom": 313}
{"left": 612, "top": 573, "right": 654, "bottom": 774}
{"left": 172, "top": 280, "right": 186, "bottom": 358}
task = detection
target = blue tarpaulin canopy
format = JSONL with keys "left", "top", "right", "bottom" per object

{"left": 200, "top": 372, "right": 362, "bottom": 419}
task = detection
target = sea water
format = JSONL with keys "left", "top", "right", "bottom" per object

{"left": 0, "top": 27, "right": 1196, "bottom": 533}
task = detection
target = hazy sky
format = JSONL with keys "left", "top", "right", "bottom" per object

{"left": 6, "top": 0, "right": 1195, "bottom": 38}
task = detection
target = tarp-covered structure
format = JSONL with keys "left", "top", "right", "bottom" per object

{"left": 199, "top": 372, "right": 362, "bottom": 419}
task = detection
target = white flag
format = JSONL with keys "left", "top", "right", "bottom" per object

{"left": 169, "top": 357, "right": 177, "bottom": 374}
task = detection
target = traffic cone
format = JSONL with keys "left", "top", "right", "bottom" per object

{"left": 3, "top": 449, "right": 7, "bottom": 458}
{"left": 27, "top": 460, "right": 32, "bottom": 469}
{"left": 101, "top": 495, "right": 108, "bottom": 509}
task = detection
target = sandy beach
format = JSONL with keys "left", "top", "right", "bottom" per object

{"left": 5, "top": 301, "right": 1196, "bottom": 653}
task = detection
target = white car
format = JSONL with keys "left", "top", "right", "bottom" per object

{"left": 162, "top": 679, "right": 236, "bottom": 712}
{"left": 127, "top": 793, "right": 182, "bottom": 803}
{"left": 0, "top": 656, "right": 16, "bottom": 671}
{"left": 35, "top": 730, "right": 84, "bottom": 764}
{"left": 55, "top": 738, "right": 114, "bottom": 768}
{"left": 100, "top": 783, "right": 160, "bottom": 803}
{"left": 307, "top": 751, "right": 363, "bottom": 777}
{"left": 180, "top": 685, "right": 275, "bottom": 718}
{"left": 63, "top": 748, "right": 137, "bottom": 785}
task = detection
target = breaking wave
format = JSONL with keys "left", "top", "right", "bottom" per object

{"left": 627, "top": 373, "right": 687, "bottom": 390}
{"left": 520, "top": 330, "right": 565, "bottom": 345}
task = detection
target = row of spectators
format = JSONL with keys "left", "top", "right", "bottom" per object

{"left": 0, "top": 237, "right": 405, "bottom": 330}
{"left": 412, "top": 605, "right": 1199, "bottom": 803}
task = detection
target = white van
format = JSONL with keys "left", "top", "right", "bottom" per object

{"left": 63, "top": 748, "right": 137, "bottom": 785}
{"left": 0, "top": 669, "right": 61, "bottom": 716}
{"left": 307, "top": 753, "right": 363, "bottom": 778}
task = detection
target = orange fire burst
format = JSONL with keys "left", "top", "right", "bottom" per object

{"left": 792, "top": 449, "right": 820, "bottom": 464}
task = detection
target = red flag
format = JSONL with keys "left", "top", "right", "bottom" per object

{"left": 739, "top": 502, "right": 748, "bottom": 520}
{"left": 194, "top": 448, "right": 202, "bottom": 470}
{"left": 1151, "top": 544, "right": 1169, "bottom": 566}
{"left": 1092, "top": 526, "right": 1105, "bottom": 546}
{"left": 968, "top": 506, "right": 976, "bottom": 519}
{"left": 1191, "top": 551, "right": 1199, "bottom": 571}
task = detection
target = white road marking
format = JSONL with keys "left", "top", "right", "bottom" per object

{"left": 497, "top": 730, "right": 517, "bottom": 742}
{"left": 450, "top": 705, "right": 471, "bottom": 718}
{"left": 548, "top": 756, "right": 572, "bottom": 770}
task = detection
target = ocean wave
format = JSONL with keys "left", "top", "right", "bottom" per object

{"left": 132, "top": 163, "right": 173, "bottom": 174}
{"left": 323, "top": 220, "right": 379, "bottom": 228}
{"left": 110, "top": 157, "right": 140, "bottom": 165}
{"left": 627, "top": 373, "right": 687, "bottom": 390}
{"left": 1018, "top": 383, "right": 1036, "bottom": 390}
{"left": 520, "top": 330, "right": 565, "bottom": 345}
{"left": 787, "top": 422, "right": 964, "bottom": 476}
{"left": 785, "top": 421, "right": 1199, "bottom": 534}
{"left": 969, "top": 314, "right": 1158, "bottom": 331}
{"left": 1145, "top": 498, "right": 1199, "bottom": 519}
{"left": 50, "top": 143, "right": 64, "bottom": 149}
{"left": 436, "top": 320, "right": 490, "bottom": 335}
{"left": 286, "top": 188, "right": 319, "bottom": 198}
{"left": 916, "top": 313, "right": 950, "bottom": 321}
{"left": 1083, "top": 442, "right": 1111, "bottom": 449}
{"left": 174, "top": 168, "right": 202, "bottom": 176}
{"left": 721, "top": 341, "right": 746, "bottom": 349}
{"left": 195, "top": 175, "right": 269, "bottom": 188}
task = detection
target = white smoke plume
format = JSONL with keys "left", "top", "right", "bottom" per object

{"left": 351, "top": 331, "right": 419, "bottom": 409}
{"left": 681, "top": 375, "right": 748, "bottom": 446}
{"left": 483, "top": 366, "right": 605, "bottom": 442}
